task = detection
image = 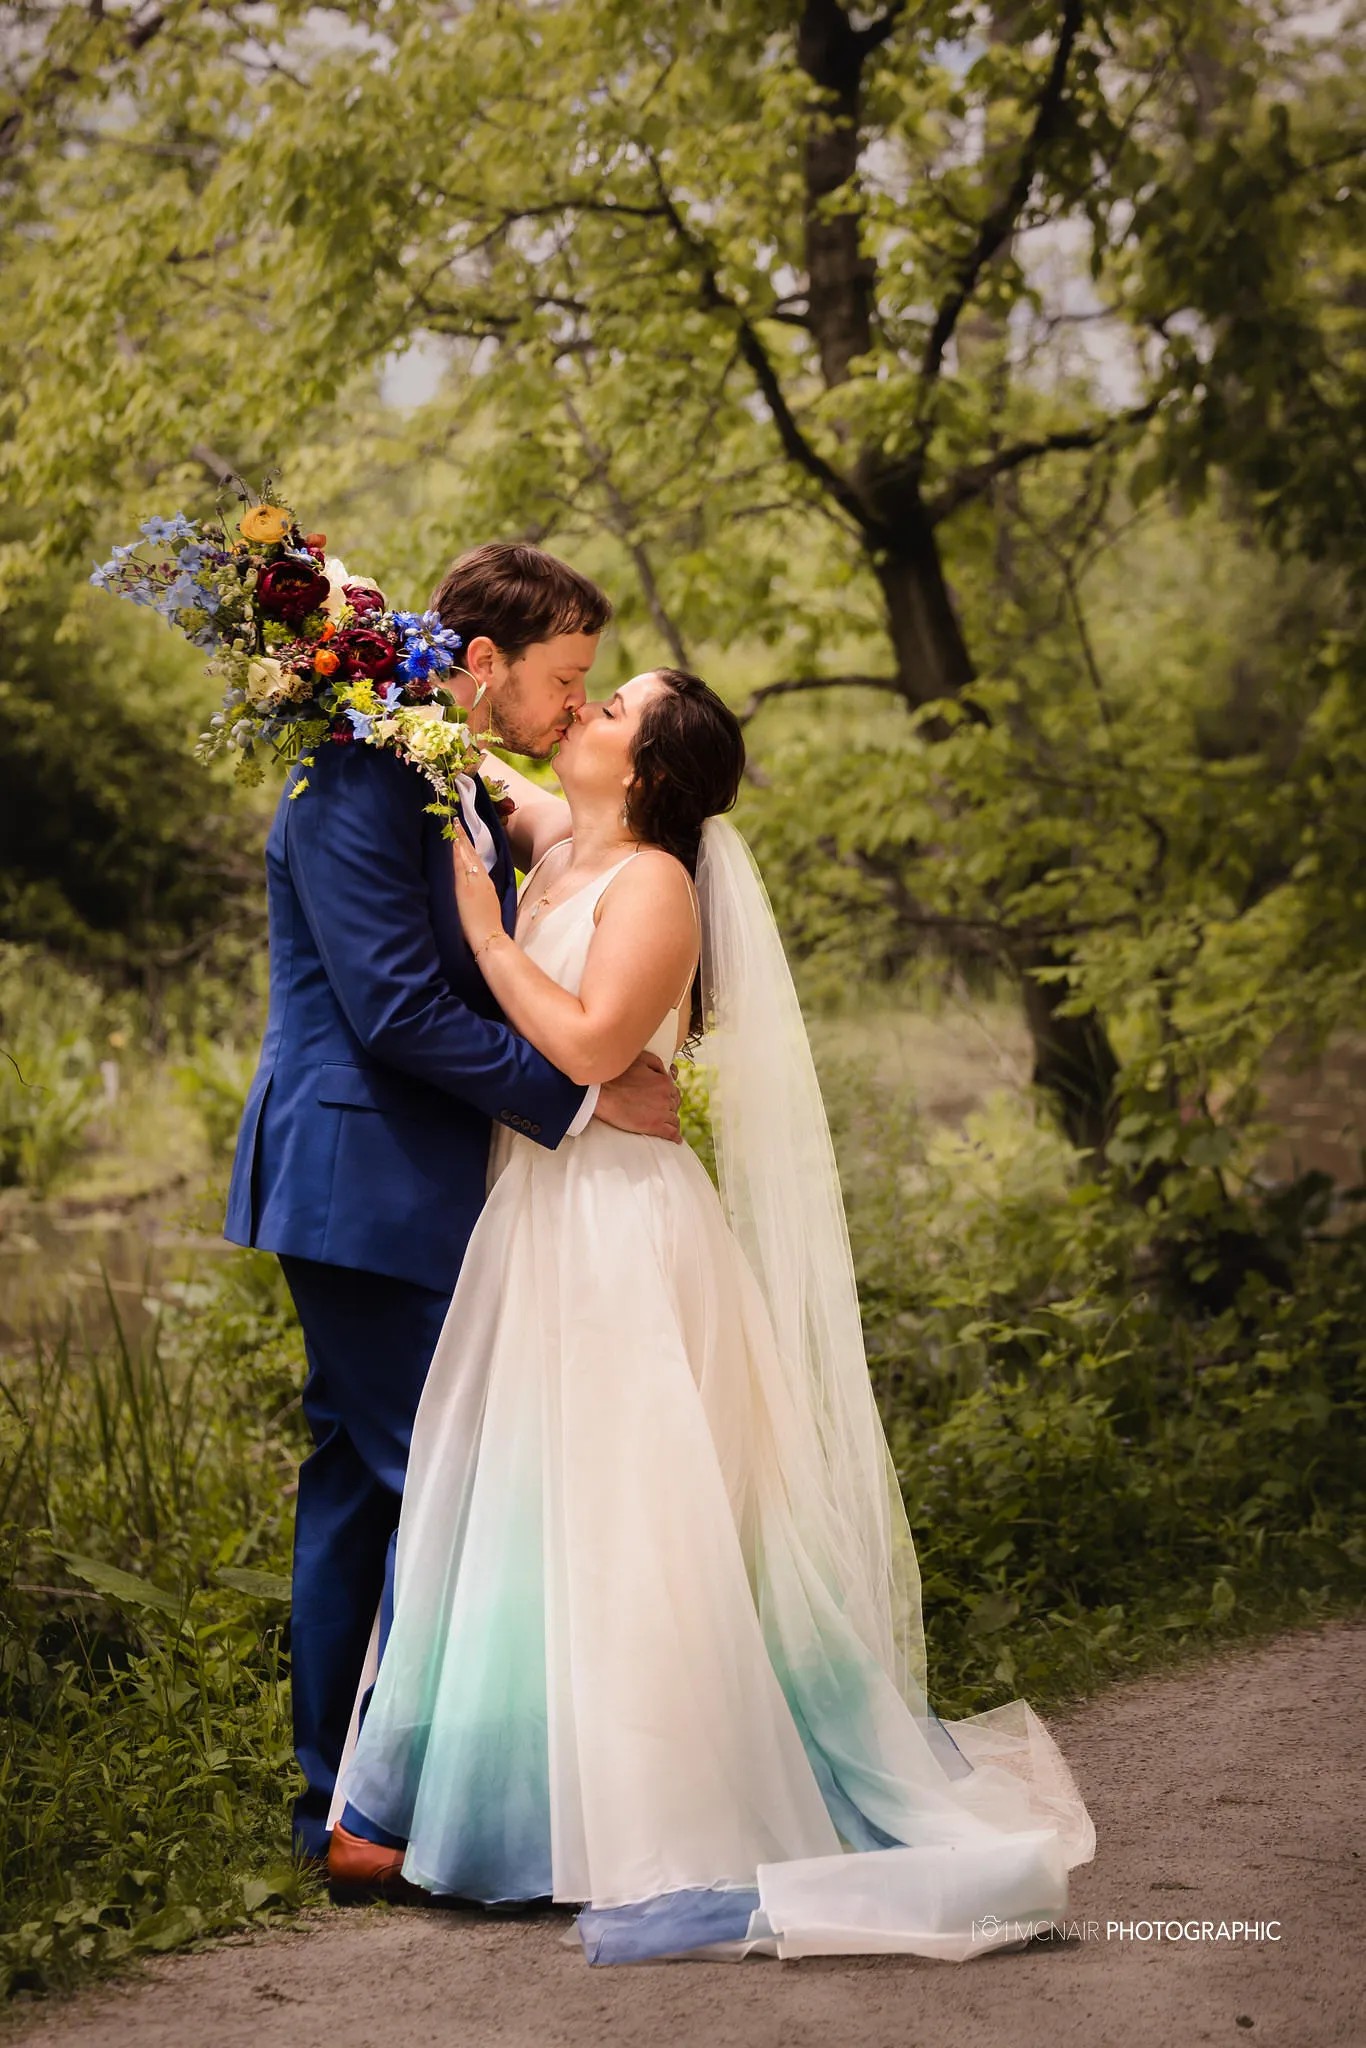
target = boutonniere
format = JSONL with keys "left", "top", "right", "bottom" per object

{"left": 91, "top": 487, "right": 496, "bottom": 840}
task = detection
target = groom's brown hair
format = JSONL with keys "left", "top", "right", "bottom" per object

{"left": 430, "top": 542, "right": 612, "bottom": 658}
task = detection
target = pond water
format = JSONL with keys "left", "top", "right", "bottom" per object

{"left": 0, "top": 1180, "right": 234, "bottom": 1351}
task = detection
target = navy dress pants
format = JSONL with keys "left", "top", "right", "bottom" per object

{"left": 278, "top": 1253, "right": 451, "bottom": 1859}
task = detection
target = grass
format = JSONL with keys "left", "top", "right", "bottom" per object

{"left": 0, "top": 1256, "right": 320, "bottom": 2000}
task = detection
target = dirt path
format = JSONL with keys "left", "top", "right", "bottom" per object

{"left": 12, "top": 1619, "right": 1364, "bottom": 2048}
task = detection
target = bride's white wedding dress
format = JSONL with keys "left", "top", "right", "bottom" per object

{"left": 336, "top": 826, "right": 1095, "bottom": 1964}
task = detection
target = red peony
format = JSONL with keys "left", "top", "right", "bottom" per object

{"left": 255, "top": 558, "right": 331, "bottom": 624}
{"left": 343, "top": 581, "right": 387, "bottom": 618}
{"left": 331, "top": 626, "right": 399, "bottom": 681}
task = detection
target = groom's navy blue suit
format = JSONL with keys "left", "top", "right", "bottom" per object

{"left": 225, "top": 742, "right": 586, "bottom": 1856}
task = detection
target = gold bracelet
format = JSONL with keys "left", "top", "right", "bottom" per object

{"left": 474, "top": 929, "right": 506, "bottom": 958}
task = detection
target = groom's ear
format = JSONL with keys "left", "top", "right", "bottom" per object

{"left": 464, "top": 634, "right": 498, "bottom": 683}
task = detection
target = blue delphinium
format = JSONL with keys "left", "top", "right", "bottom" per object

{"left": 139, "top": 513, "right": 196, "bottom": 545}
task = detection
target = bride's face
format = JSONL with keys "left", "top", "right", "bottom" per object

{"left": 555, "top": 671, "right": 666, "bottom": 801}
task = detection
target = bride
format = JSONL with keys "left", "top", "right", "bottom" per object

{"left": 330, "top": 664, "right": 1096, "bottom": 1964}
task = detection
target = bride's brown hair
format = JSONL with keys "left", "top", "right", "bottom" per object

{"left": 623, "top": 667, "right": 745, "bottom": 1038}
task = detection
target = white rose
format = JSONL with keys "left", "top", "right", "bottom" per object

{"left": 244, "top": 656, "right": 290, "bottom": 708}
{"left": 322, "top": 556, "right": 350, "bottom": 620}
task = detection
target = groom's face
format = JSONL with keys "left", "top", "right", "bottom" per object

{"left": 476, "top": 630, "right": 599, "bottom": 759}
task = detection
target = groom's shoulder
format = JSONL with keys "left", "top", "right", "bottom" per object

{"left": 287, "top": 739, "right": 428, "bottom": 813}
{"left": 280, "top": 740, "right": 432, "bottom": 861}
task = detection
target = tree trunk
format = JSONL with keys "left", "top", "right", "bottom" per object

{"left": 793, "top": 0, "right": 1122, "bottom": 1161}
{"left": 871, "top": 521, "right": 976, "bottom": 706}
{"left": 875, "top": 533, "right": 1121, "bottom": 1158}
{"left": 1017, "top": 938, "right": 1121, "bottom": 1159}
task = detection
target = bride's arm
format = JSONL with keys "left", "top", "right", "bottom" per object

{"left": 454, "top": 849, "right": 697, "bottom": 1087}
{"left": 480, "top": 751, "right": 570, "bottom": 870}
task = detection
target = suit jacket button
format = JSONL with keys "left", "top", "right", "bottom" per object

{"left": 530, "top": 1123, "right": 541, "bottom": 1135}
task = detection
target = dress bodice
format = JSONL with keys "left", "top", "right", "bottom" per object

{"left": 516, "top": 849, "right": 683, "bottom": 1067}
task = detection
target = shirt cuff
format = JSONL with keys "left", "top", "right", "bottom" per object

{"left": 564, "top": 1083, "right": 600, "bottom": 1137}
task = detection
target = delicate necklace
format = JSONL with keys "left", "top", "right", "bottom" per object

{"left": 524, "top": 842, "right": 638, "bottom": 925}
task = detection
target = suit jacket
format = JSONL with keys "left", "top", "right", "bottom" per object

{"left": 224, "top": 741, "right": 587, "bottom": 1292}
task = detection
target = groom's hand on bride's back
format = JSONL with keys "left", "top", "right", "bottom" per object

{"left": 592, "top": 1052, "right": 683, "bottom": 1143}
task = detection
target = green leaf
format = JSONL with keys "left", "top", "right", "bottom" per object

{"left": 214, "top": 1567, "right": 292, "bottom": 1603}
{"left": 966, "top": 1591, "right": 1020, "bottom": 1637}
{"left": 1208, "top": 1576, "right": 1236, "bottom": 1622}
{"left": 53, "top": 1550, "right": 182, "bottom": 1616}
{"left": 131, "top": 1905, "right": 204, "bottom": 1953}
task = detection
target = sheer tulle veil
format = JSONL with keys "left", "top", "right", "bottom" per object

{"left": 694, "top": 815, "right": 931, "bottom": 1720}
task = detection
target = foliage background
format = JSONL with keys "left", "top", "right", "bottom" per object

{"left": 1, "top": 0, "right": 1364, "bottom": 2003}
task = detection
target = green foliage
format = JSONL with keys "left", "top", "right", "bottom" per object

{"left": 0, "top": 533, "right": 265, "bottom": 990}
{"left": 816, "top": 1035, "right": 1366, "bottom": 1710}
{"left": 0, "top": 946, "right": 112, "bottom": 1195}
{"left": 0, "top": 1255, "right": 313, "bottom": 1997}
{"left": 172, "top": 1036, "right": 256, "bottom": 1164}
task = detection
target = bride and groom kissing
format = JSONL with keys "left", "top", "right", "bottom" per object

{"left": 224, "top": 538, "right": 1096, "bottom": 1966}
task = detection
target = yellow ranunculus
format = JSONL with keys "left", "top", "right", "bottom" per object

{"left": 239, "top": 505, "right": 294, "bottom": 545}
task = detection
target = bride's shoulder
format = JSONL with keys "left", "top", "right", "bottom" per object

{"left": 596, "top": 845, "right": 696, "bottom": 925}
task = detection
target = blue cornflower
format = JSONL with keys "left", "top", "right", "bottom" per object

{"left": 399, "top": 644, "right": 439, "bottom": 684}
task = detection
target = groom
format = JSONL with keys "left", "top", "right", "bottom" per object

{"left": 224, "top": 541, "right": 680, "bottom": 1874}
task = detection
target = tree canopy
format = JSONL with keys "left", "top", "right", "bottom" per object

{"left": 3, "top": 0, "right": 1364, "bottom": 1169}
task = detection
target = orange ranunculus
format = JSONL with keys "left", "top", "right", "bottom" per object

{"left": 313, "top": 648, "right": 341, "bottom": 677}
{"left": 318, "top": 618, "right": 337, "bottom": 641}
{"left": 239, "top": 504, "right": 294, "bottom": 545}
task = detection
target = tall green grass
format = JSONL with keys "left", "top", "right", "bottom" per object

{"left": 0, "top": 1257, "right": 317, "bottom": 1998}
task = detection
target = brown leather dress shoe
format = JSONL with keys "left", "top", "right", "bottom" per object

{"left": 327, "top": 1821, "right": 431, "bottom": 1906}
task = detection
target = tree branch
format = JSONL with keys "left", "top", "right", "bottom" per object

{"left": 644, "top": 158, "right": 874, "bottom": 535}
{"left": 918, "top": 0, "right": 1085, "bottom": 393}
{"left": 926, "top": 401, "right": 1158, "bottom": 523}
{"left": 853, "top": 2, "right": 909, "bottom": 58}
{"left": 559, "top": 392, "right": 692, "bottom": 667}
{"left": 738, "top": 673, "right": 905, "bottom": 722}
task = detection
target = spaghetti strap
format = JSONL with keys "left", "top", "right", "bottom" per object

{"left": 672, "top": 875, "right": 702, "bottom": 1016}
{"left": 587, "top": 849, "right": 645, "bottom": 923}
{"left": 519, "top": 837, "right": 573, "bottom": 896}
{"left": 594, "top": 855, "right": 700, "bottom": 1022}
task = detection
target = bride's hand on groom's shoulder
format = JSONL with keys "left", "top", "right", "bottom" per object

{"left": 594, "top": 1052, "right": 683, "bottom": 1143}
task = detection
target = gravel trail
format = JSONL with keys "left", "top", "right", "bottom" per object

{"left": 11, "top": 1618, "right": 1363, "bottom": 2048}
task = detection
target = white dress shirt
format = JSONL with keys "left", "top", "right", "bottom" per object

{"left": 456, "top": 772, "right": 598, "bottom": 1136}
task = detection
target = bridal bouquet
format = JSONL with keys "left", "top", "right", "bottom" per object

{"left": 90, "top": 492, "right": 504, "bottom": 831}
